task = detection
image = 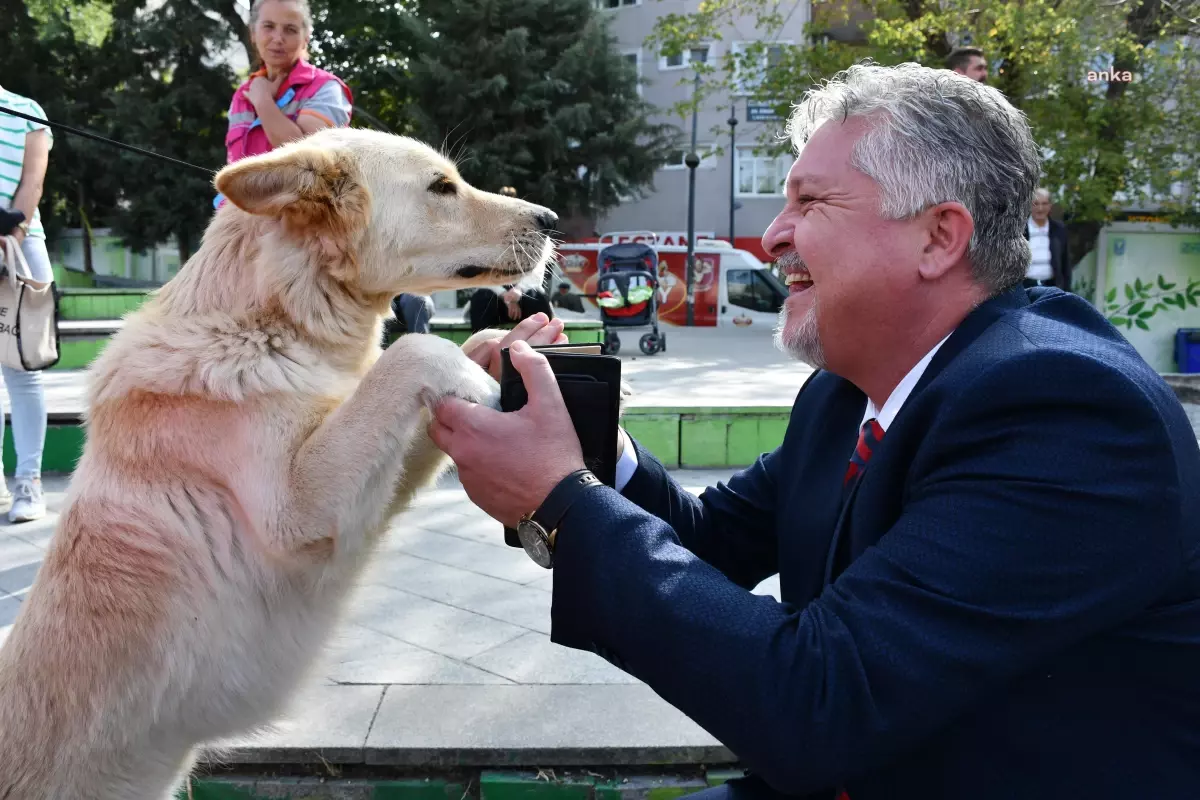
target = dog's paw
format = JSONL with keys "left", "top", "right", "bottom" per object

{"left": 382, "top": 334, "right": 498, "bottom": 409}
{"left": 449, "top": 363, "right": 501, "bottom": 411}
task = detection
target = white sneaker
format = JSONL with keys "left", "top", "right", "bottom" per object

{"left": 9, "top": 478, "right": 45, "bottom": 523}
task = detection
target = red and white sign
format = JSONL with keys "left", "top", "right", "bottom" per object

{"left": 604, "top": 231, "right": 717, "bottom": 248}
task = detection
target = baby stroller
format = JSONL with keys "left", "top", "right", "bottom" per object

{"left": 595, "top": 241, "right": 665, "bottom": 356}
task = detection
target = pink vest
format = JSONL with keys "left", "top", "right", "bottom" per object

{"left": 224, "top": 59, "right": 353, "bottom": 164}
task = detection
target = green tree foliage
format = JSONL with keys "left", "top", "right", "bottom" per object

{"left": 650, "top": 0, "right": 1200, "bottom": 264}
{"left": 312, "top": 0, "right": 680, "bottom": 225}
{"left": 1, "top": 0, "right": 234, "bottom": 263}
{"left": 308, "top": 0, "right": 426, "bottom": 136}
{"left": 101, "top": 0, "right": 234, "bottom": 262}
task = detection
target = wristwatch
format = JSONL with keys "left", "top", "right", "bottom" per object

{"left": 516, "top": 468, "right": 603, "bottom": 568}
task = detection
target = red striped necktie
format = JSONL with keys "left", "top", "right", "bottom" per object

{"left": 844, "top": 418, "right": 885, "bottom": 486}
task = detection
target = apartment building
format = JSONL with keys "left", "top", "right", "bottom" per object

{"left": 590, "top": 0, "right": 812, "bottom": 260}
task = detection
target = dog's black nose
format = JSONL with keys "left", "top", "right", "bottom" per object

{"left": 535, "top": 211, "right": 558, "bottom": 232}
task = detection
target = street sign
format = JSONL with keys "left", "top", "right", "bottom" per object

{"left": 747, "top": 102, "right": 781, "bottom": 122}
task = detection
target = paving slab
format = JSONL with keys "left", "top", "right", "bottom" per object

{"left": 348, "top": 582, "right": 533, "bottom": 663}
{"left": 318, "top": 624, "right": 515, "bottom": 686}
{"left": 204, "top": 682, "right": 385, "bottom": 765}
{"left": 466, "top": 631, "right": 640, "bottom": 685}
{"left": 364, "top": 685, "right": 733, "bottom": 767}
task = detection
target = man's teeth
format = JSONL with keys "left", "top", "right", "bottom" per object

{"left": 785, "top": 273, "right": 812, "bottom": 286}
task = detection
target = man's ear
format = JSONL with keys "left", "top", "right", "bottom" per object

{"left": 917, "top": 201, "right": 974, "bottom": 282}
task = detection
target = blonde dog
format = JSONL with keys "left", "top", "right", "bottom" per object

{"left": 0, "top": 128, "right": 558, "bottom": 799}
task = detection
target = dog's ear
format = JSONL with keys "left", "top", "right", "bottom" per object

{"left": 214, "top": 142, "right": 371, "bottom": 281}
{"left": 215, "top": 143, "right": 363, "bottom": 218}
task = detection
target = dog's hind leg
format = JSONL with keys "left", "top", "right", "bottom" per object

{"left": 259, "top": 334, "right": 498, "bottom": 562}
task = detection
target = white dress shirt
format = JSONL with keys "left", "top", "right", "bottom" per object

{"left": 613, "top": 333, "right": 954, "bottom": 492}
{"left": 859, "top": 333, "right": 952, "bottom": 435}
{"left": 1026, "top": 219, "right": 1053, "bottom": 282}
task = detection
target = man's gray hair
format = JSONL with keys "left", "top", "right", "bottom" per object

{"left": 785, "top": 61, "right": 1041, "bottom": 293}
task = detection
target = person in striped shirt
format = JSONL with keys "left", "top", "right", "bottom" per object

{"left": 0, "top": 86, "right": 53, "bottom": 522}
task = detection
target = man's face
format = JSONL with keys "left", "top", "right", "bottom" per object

{"left": 760, "top": 117, "right": 927, "bottom": 371}
{"left": 956, "top": 56, "right": 988, "bottom": 83}
{"left": 1031, "top": 194, "right": 1052, "bottom": 223}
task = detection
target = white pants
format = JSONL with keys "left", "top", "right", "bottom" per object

{"left": 0, "top": 236, "right": 50, "bottom": 480}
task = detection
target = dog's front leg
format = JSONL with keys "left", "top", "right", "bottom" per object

{"left": 382, "top": 417, "right": 452, "bottom": 521}
{"left": 381, "top": 328, "right": 513, "bottom": 517}
{"left": 270, "top": 334, "right": 499, "bottom": 561}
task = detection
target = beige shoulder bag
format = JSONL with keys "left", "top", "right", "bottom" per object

{"left": 0, "top": 235, "right": 60, "bottom": 371}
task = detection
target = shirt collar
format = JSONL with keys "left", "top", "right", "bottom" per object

{"left": 861, "top": 332, "right": 953, "bottom": 432}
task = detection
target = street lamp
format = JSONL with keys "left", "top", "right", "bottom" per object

{"left": 685, "top": 45, "right": 707, "bottom": 327}
{"left": 727, "top": 107, "right": 738, "bottom": 246}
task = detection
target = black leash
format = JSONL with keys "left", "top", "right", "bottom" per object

{"left": 0, "top": 101, "right": 397, "bottom": 177}
{"left": 0, "top": 105, "right": 215, "bottom": 177}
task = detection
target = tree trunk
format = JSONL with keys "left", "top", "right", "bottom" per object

{"left": 177, "top": 227, "right": 193, "bottom": 265}
{"left": 78, "top": 184, "right": 94, "bottom": 274}
{"left": 208, "top": 0, "right": 255, "bottom": 69}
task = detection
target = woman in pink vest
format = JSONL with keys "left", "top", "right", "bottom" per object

{"left": 224, "top": 0, "right": 353, "bottom": 165}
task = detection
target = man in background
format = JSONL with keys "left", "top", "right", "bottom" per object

{"left": 1023, "top": 187, "right": 1072, "bottom": 290}
{"left": 946, "top": 46, "right": 988, "bottom": 82}
{"left": 550, "top": 282, "right": 585, "bottom": 313}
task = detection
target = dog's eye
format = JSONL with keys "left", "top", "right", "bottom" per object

{"left": 428, "top": 177, "right": 457, "bottom": 196}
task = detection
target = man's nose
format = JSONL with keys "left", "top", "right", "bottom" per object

{"left": 761, "top": 213, "right": 792, "bottom": 259}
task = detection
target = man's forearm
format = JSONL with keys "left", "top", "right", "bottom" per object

{"left": 608, "top": 435, "right": 780, "bottom": 588}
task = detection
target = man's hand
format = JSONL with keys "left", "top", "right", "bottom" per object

{"left": 462, "top": 312, "right": 566, "bottom": 382}
{"left": 247, "top": 75, "right": 283, "bottom": 111}
{"left": 430, "top": 340, "right": 585, "bottom": 527}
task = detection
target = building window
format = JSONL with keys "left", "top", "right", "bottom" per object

{"left": 730, "top": 41, "right": 793, "bottom": 95}
{"left": 659, "top": 44, "right": 711, "bottom": 72}
{"left": 593, "top": 0, "right": 639, "bottom": 8}
{"left": 735, "top": 146, "right": 790, "bottom": 195}
{"left": 661, "top": 143, "right": 720, "bottom": 171}
{"left": 621, "top": 49, "right": 642, "bottom": 95}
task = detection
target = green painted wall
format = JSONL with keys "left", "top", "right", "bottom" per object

{"left": 58, "top": 289, "right": 153, "bottom": 320}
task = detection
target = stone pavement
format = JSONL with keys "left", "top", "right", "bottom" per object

{"left": 0, "top": 468, "right": 780, "bottom": 767}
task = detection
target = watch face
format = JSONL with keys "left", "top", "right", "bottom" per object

{"left": 517, "top": 519, "right": 553, "bottom": 569}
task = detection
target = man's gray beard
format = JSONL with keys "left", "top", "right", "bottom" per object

{"left": 774, "top": 298, "right": 826, "bottom": 369}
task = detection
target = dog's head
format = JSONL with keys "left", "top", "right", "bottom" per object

{"left": 213, "top": 128, "right": 557, "bottom": 296}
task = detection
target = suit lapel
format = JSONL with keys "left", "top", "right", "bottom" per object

{"left": 820, "top": 287, "right": 1029, "bottom": 585}
{"left": 783, "top": 374, "right": 865, "bottom": 602}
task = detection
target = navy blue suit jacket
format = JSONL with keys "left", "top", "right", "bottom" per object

{"left": 550, "top": 287, "right": 1200, "bottom": 799}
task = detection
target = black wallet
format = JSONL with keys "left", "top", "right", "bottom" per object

{"left": 499, "top": 342, "right": 622, "bottom": 547}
